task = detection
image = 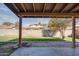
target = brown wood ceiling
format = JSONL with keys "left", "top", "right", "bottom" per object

{"left": 4, "top": 3, "right": 79, "bottom": 17}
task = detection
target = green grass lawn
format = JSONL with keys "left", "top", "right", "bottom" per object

{"left": 10, "top": 37, "right": 65, "bottom": 42}
{"left": 0, "top": 35, "right": 79, "bottom": 42}
{"left": 23, "top": 37, "right": 65, "bottom": 42}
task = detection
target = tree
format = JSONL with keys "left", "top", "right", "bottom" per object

{"left": 48, "top": 18, "right": 71, "bottom": 39}
{"left": 2, "top": 22, "right": 13, "bottom": 26}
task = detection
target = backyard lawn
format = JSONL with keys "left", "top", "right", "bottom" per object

{"left": 10, "top": 37, "right": 65, "bottom": 42}
{"left": 0, "top": 35, "right": 79, "bottom": 43}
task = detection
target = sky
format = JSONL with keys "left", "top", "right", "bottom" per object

{"left": 0, "top": 3, "right": 18, "bottom": 24}
{"left": 0, "top": 3, "right": 79, "bottom": 27}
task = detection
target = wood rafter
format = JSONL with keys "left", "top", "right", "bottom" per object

{"left": 52, "top": 4, "right": 56, "bottom": 12}
{"left": 12, "top": 3, "right": 20, "bottom": 12}
{"left": 70, "top": 5, "right": 79, "bottom": 12}
{"left": 68, "top": 4, "right": 78, "bottom": 12}
{"left": 60, "top": 4, "right": 68, "bottom": 12}
{"left": 43, "top": 3, "right": 46, "bottom": 13}
{"left": 33, "top": 3, "right": 35, "bottom": 12}
{"left": 20, "top": 3, "right": 27, "bottom": 12}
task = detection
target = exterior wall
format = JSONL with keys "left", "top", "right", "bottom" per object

{"left": 0, "top": 29, "right": 72, "bottom": 38}
{"left": 22, "top": 29, "right": 42, "bottom": 38}
{"left": 76, "top": 29, "right": 79, "bottom": 35}
{"left": 54, "top": 29, "right": 72, "bottom": 38}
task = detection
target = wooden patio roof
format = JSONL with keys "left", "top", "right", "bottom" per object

{"left": 4, "top": 3, "right": 79, "bottom": 17}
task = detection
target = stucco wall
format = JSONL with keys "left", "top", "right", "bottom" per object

{"left": 0, "top": 29, "right": 72, "bottom": 38}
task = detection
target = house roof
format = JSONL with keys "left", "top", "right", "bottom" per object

{"left": 4, "top": 3, "right": 79, "bottom": 18}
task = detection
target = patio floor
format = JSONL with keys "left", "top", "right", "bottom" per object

{"left": 11, "top": 47, "right": 79, "bottom": 56}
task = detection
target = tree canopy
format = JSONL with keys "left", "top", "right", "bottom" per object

{"left": 2, "top": 22, "right": 13, "bottom": 26}
{"left": 48, "top": 18, "right": 71, "bottom": 39}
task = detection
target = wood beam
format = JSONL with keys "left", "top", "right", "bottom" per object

{"left": 60, "top": 4, "right": 68, "bottom": 13}
{"left": 72, "top": 16, "right": 76, "bottom": 48}
{"left": 18, "top": 16, "right": 22, "bottom": 47}
{"left": 33, "top": 3, "right": 35, "bottom": 12}
{"left": 68, "top": 4, "right": 78, "bottom": 12}
{"left": 20, "top": 3, "right": 27, "bottom": 12}
{"left": 12, "top": 3, "right": 20, "bottom": 12}
{"left": 43, "top": 3, "right": 46, "bottom": 13}
{"left": 52, "top": 4, "right": 56, "bottom": 12}
{"left": 18, "top": 12, "right": 79, "bottom": 18}
{"left": 70, "top": 5, "right": 79, "bottom": 13}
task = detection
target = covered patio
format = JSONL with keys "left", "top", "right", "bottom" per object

{"left": 3, "top": 3, "right": 79, "bottom": 56}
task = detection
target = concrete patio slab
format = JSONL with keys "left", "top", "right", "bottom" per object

{"left": 11, "top": 47, "right": 79, "bottom": 56}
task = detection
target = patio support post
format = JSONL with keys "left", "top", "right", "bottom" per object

{"left": 72, "top": 16, "right": 76, "bottom": 48}
{"left": 18, "top": 16, "right": 22, "bottom": 48}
